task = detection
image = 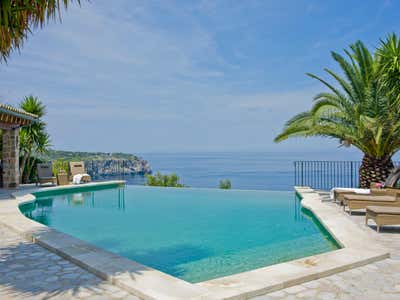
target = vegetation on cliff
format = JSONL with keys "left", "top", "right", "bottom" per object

{"left": 40, "top": 150, "right": 142, "bottom": 162}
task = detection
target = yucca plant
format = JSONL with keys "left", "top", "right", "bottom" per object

{"left": 0, "top": 0, "right": 81, "bottom": 62}
{"left": 275, "top": 38, "right": 400, "bottom": 188}
{"left": 19, "top": 95, "right": 51, "bottom": 183}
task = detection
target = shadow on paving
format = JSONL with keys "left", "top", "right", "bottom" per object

{"left": 0, "top": 227, "right": 138, "bottom": 299}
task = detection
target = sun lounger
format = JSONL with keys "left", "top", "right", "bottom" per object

{"left": 332, "top": 166, "right": 400, "bottom": 203}
{"left": 343, "top": 192, "right": 400, "bottom": 214}
{"left": 36, "top": 163, "right": 57, "bottom": 186}
{"left": 69, "top": 161, "right": 91, "bottom": 183}
{"left": 333, "top": 188, "right": 370, "bottom": 204}
{"left": 366, "top": 206, "right": 400, "bottom": 232}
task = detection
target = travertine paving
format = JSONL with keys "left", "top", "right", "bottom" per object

{"left": 253, "top": 200, "right": 400, "bottom": 300}
{"left": 0, "top": 225, "right": 140, "bottom": 300}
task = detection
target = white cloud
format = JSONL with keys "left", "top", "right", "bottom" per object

{"left": 1, "top": 0, "right": 391, "bottom": 153}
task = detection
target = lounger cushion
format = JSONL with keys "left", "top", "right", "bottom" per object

{"left": 367, "top": 206, "right": 400, "bottom": 215}
{"left": 344, "top": 194, "right": 396, "bottom": 202}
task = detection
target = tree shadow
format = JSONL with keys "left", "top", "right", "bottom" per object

{"left": 0, "top": 226, "right": 149, "bottom": 299}
{"left": 0, "top": 239, "right": 93, "bottom": 298}
{"left": 366, "top": 224, "right": 400, "bottom": 234}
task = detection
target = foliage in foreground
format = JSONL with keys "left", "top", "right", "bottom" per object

{"left": 275, "top": 33, "right": 400, "bottom": 188}
{"left": 0, "top": 0, "right": 83, "bottom": 62}
{"left": 146, "top": 172, "right": 186, "bottom": 188}
{"left": 219, "top": 179, "right": 231, "bottom": 189}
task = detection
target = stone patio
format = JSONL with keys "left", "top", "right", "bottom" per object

{"left": 0, "top": 224, "right": 139, "bottom": 300}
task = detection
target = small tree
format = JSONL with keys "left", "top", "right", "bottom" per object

{"left": 146, "top": 172, "right": 186, "bottom": 187}
{"left": 52, "top": 159, "right": 69, "bottom": 175}
{"left": 19, "top": 96, "right": 51, "bottom": 183}
{"left": 219, "top": 179, "right": 231, "bottom": 189}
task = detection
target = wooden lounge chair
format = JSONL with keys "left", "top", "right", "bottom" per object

{"left": 366, "top": 206, "right": 400, "bottom": 232}
{"left": 36, "top": 163, "right": 57, "bottom": 186}
{"left": 343, "top": 190, "right": 400, "bottom": 214}
{"left": 334, "top": 166, "right": 400, "bottom": 204}
{"left": 69, "top": 161, "right": 91, "bottom": 183}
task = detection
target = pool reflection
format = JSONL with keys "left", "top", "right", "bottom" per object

{"left": 21, "top": 187, "right": 126, "bottom": 225}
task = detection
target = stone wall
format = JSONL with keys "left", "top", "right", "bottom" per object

{"left": 2, "top": 128, "right": 20, "bottom": 188}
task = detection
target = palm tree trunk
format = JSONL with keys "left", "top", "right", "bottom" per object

{"left": 359, "top": 154, "right": 394, "bottom": 188}
{"left": 19, "top": 151, "right": 30, "bottom": 183}
{"left": 24, "top": 157, "right": 35, "bottom": 183}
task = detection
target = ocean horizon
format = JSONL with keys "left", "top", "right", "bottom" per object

{"left": 121, "top": 150, "right": 370, "bottom": 191}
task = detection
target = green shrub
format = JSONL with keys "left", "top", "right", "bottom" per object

{"left": 219, "top": 179, "right": 231, "bottom": 189}
{"left": 146, "top": 172, "right": 186, "bottom": 187}
{"left": 52, "top": 159, "right": 69, "bottom": 176}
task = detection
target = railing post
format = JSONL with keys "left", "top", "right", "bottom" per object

{"left": 301, "top": 161, "right": 304, "bottom": 186}
{"left": 350, "top": 161, "right": 354, "bottom": 187}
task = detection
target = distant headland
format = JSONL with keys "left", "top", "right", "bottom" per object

{"left": 40, "top": 150, "right": 152, "bottom": 176}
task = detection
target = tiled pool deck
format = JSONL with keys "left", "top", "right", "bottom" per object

{"left": 0, "top": 224, "right": 139, "bottom": 300}
{"left": 0, "top": 184, "right": 398, "bottom": 299}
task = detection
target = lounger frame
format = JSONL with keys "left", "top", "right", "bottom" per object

{"left": 366, "top": 209, "right": 400, "bottom": 232}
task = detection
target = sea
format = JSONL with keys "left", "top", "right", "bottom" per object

{"left": 122, "top": 151, "right": 365, "bottom": 191}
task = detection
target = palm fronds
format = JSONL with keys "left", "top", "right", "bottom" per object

{"left": 275, "top": 36, "right": 400, "bottom": 160}
{"left": 0, "top": 0, "right": 81, "bottom": 62}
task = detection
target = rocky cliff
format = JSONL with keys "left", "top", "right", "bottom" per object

{"left": 85, "top": 158, "right": 151, "bottom": 177}
{"left": 41, "top": 150, "right": 152, "bottom": 176}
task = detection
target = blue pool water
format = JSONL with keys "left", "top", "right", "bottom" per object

{"left": 20, "top": 185, "right": 340, "bottom": 283}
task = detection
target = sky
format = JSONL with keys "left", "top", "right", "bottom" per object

{"left": 0, "top": 0, "right": 399, "bottom": 155}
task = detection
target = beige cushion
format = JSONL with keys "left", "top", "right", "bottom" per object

{"left": 367, "top": 206, "right": 400, "bottom": 215}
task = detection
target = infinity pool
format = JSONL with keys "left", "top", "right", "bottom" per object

{"left": 20, "top": 185, "right": 340, "bottom": 283}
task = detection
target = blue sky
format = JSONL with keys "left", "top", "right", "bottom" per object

{"left": 0, "top": 0, "right": 398, "bottom": 155}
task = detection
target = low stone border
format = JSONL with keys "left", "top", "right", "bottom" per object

{"left": 0, "top": 184, "right": 390, "bottom": 300}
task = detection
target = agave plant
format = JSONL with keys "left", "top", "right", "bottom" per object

{"left": 275, "top": 38, "right": 400, "bottom": 188}
{"left": 19, "top": 95, "right": 51, "bottom": 183}
{"left": 0, "top": 0, "right": 81, "bottom": 62}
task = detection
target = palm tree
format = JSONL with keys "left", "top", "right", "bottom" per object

{"left": 275, "top": 39, "right": 400, "bottom": 188}
{"left": 0, "top": 0, "right": 82, "bottom": 62}
{"left": 19, "top": 95, "right": 51, "bottom": 183}
{"left": 376, "top": 33, "right": 400, "bottom": 103}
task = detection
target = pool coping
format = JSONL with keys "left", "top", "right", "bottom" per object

{"left": 0, "top": 184, "right": 390, "bottom": 300}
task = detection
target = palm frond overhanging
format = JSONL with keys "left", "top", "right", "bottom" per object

{"left": 0, "top": 0, "right": 81, "bottom": 62}
{"left": 275, "top": 36, "right": 400, "bottom": 188}
{"left": 377, "top": 33, "right": 400, "bottom": 104}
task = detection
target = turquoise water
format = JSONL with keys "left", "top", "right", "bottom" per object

{"left": 20, "top": 185, "right": 340, "bottom": 283}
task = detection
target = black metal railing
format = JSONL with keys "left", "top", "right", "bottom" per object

{"left": 294, "top": 161, "right": 362, "bottom": 190}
